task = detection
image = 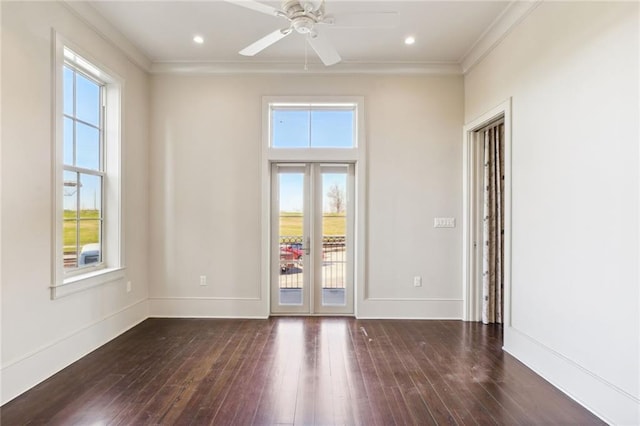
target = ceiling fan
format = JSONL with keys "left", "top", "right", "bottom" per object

{"left": 224, "top": 0, "right": 398, "bottom": 66}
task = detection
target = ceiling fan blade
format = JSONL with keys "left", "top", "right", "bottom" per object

{"left": 307, "top": 31, "right": 341, "bottom": 66}
{"left": 239, "top": 28, "right": 292, "bottom": 56}
{"left": 321, "top": 12, "right": 399, "bottom": 29}
{"left": 224, "top": 0, "right": 282, "bottom": 17}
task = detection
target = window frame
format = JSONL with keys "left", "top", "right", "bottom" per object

{"left": 263, "top": 97, "right": 364, "bottom": 163}
{"left": 62, "top": 61, "right": 106, "bottom": 277}
{"left": 52, "top": 33, "right": 125, "bottom": 298}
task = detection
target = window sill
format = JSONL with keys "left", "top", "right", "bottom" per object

{"left": 51, "top": 267, "right": 126, "bottom": 299}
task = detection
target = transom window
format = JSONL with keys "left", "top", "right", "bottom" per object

{"left": 62, "top": 58, "right": 104, "bottom": 271}
{"left": 270, "top": 104, "right": 356, "bottom": 148}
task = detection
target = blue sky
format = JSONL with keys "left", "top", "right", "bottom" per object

{"left": 279, "top": 173, "right": 346, "bottom": 213}
{"left": 63, "top": 66, "right": 102, "bottom": 211}
{"left": 272, "top": 109, "right": 353, "bottom": 148}
{"left": 274, "top": 108, "right": 352, "bottom": 212}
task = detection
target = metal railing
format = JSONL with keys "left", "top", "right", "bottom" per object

{"left": 278, "top": 235, "right": 346, "bottom": 289}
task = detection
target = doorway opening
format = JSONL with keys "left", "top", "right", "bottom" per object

{"left": 261, "top": 97, "right": 365, "bottom": 317}
{"left": 270, "top": 163, "right": 355, "bottom": 315}
{"left": 462, "top": 99, "right": 512, "bottom": 325}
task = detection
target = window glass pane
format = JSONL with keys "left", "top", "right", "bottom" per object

{"left": 272, "top": 109, "right": 310, "bottom": 148}
{"left": 76, "top": 122, "right": 100, "bottom": 170}
{"left": 78, "top": 220, "right": 101, "bottom": 266}
{"left": 63, "top": 170, "right": 78, "bottom": 217}
{"left": 64, "top": 219, "right": 78, "bottom": 269}
{"left": 79, "top": 173, "right": 101, "bottom": 218}
{"left": 311, "top": 110, "right": 354, "bottom": 148}
{"left": 76, "top": 73, "right": 100, "bottom": 126}
{"left": 63, "top": 66, "right": 74, "bottom": 117}
{"left": 63, "top": 117, "right": 74, "bottom": 166}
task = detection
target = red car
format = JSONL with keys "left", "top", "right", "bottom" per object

{"left": 280, "top": 244, "right": 303, "bottom": 272}
{"left": 282, "top": 244, "right": 303, "bottom": 259}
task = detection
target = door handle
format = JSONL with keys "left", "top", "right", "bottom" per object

{"left": 303, "top": 237, "right": 311, "bottom": 255}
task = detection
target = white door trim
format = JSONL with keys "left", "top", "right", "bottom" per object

{"left": 261, "top": 96, "right": 366, "bottom": 317}
{"left": 462, "top": 98, "right": 512, "bottom": 324}
{"left": 269, "top": 163, "right": 355, "bottom": 315}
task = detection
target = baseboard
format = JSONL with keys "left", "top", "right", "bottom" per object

{"left": 148, "top": 297, "right": 269, "bottom": 318}
{"left": 0, "top": 299, "right": 149, "bottom": 406}
{"left": 504, "top": 326, "right": 640, "bottom": 425}
{"left": 357, "top": 298, "right": 462, "bottom": 319}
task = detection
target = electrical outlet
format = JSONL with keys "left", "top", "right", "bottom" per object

{"left": 199, "top": 275, "right": 207, "bottom": 286}
{"left": 413, "top": 276, "right": 422, "bottom": 287}
{"left": 126, "top": 281, "right": 132, "bottom": 293}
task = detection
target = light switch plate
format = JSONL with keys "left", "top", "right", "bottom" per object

{"left": 434, "top": 217, "right": 456, "bottom": 228}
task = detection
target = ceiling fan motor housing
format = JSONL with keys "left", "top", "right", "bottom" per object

{"left": 281, "top": 0, "right": 323, "bottom": 14}
{"left": 293, "top": 16, "right": 315, "bottom": 34}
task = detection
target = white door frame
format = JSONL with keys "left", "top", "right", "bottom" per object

{"left": 269, "top": 163, "right": 355, "bottom": 315}
{"left": 462, "top": 98, "right": 512, "bottom": 324}
{"left": 260, "top": 96, "right": 366, "bottom": 317}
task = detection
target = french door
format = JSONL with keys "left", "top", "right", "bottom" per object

{"left": 271, "top": 163, "right": 354, "bottom": 314}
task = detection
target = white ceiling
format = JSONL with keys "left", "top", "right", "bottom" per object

{"left": 82, "top": 0, "right": 528, "bottom": 73}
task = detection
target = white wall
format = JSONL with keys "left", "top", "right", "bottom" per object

{"left": 0, "top": 1, "right": 150, "bottom": 404}
{"left": 465, "top": 2, "right": 639, "bottom": 424}
{"left": 149, "top": 74, "right": 464, "bottom": 319}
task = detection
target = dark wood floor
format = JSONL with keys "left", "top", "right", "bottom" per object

{"left": 1, "top": 318, "right": 604, "bottom": 425}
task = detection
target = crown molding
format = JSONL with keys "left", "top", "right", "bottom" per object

{"left": 150, "top": 60, "right": 462, "bottom": 75}
{"left": 60, "top": 0, "right": 152, "bottom": 72}
{"left": 60, "top": 0, "right": 538, "bottom": 77}
{"left": 460, "top": 0, "right": 542, "bottom": 75}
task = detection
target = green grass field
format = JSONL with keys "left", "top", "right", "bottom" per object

{"left": 64, "top": 209, "right": 100, "bottom": 252}
{"left": 63, "top": 210, "right": 343, "bottom": 252}
{"left": 279, "top": 212, "right": 346, "bottom": 236}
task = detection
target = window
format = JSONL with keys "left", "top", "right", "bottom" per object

{"left": 63, "top": 61, "right": 104, "bottom": 271}
{"left": 270, "top": 104, "right": 356, "bottom": 148}
{"left": 52, "top": 39, "right": 124, "bottom": 298}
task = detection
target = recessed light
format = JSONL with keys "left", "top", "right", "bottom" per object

{"left": 404, "top": 36, "right": 416, "bottom": 45}
{"left": 193, "top": 35, "right": 204, "bottom": 44}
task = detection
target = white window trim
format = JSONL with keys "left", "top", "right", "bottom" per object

{"left": 51, "top": 32, "right": 125, "bottom": 299}
{"left": 261, "top": 96, "right": 366, "bottom": 316}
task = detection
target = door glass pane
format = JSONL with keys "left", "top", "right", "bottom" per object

{"left": 311, "top": 110, "right": 354, "bottom": 148}
{"left": 278, "top": 172, "right": 304, "bottom": 305}
{"left": 321, "top": 171, "right": 347, "bottom": 306}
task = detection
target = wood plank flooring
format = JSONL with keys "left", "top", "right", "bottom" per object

{"left": 0, "top": 318, "right": 604, "bottom": 425}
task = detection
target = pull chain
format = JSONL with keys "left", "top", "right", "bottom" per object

{"left": 304, "top": 35, "right": 309, "bottom": 71}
